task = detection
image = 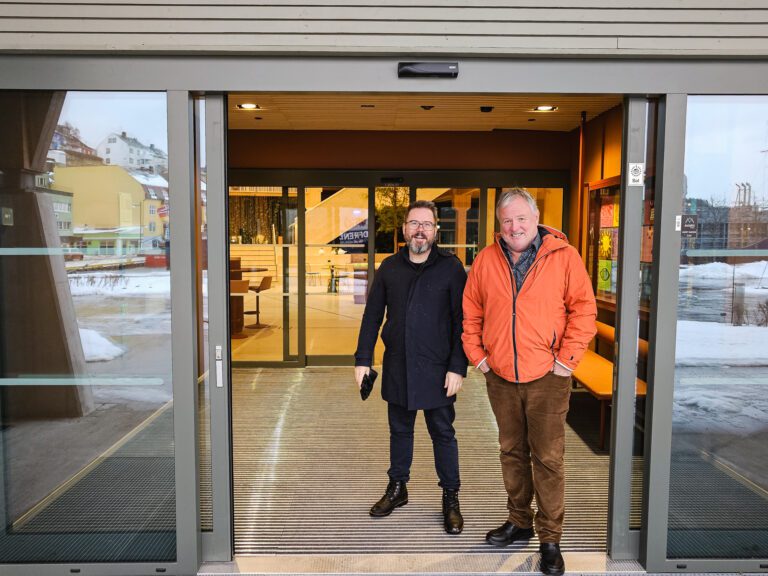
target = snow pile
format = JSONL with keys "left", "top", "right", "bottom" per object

{"left": 674, "top": 381, "right": 768, "bottom": 434}
{"left": 676, "top": 320, "right": 768, "bottom": 366}
{"left": 79, "top": 328, "right": 125, "bottom": 362}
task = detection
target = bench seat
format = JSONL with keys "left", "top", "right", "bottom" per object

{"left": 571, "top": 322, "right": 648, "bottom": 450}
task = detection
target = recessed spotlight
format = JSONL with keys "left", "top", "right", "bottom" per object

{"left": 421, "top": 105, "right": 434, "bottom": 110}
{"left": 533, "top": 105, "right": 558, "bottom": 112}
{"left": 528, "top": 118, "right": 536, "bottom": 122}
{"left": 254, "top": 117, "right": 263, "bottom": 120}
{"left": 361, "top": 104, "right": 376, "bottom": 109}
{"left": 237, "top": 103, "right": 259, "bottom": 110}
{"left": 480, "top": 106, "right": 494, "bottom": 113}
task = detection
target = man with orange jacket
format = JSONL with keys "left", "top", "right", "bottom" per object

{"left": 462, "top": 188, "right": 596, "bottom": 576}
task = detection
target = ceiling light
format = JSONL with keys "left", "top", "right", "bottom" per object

{"left": 421, "top": 105, "right": 434, "bottom": 110}
{"left": 533, "top": 105, "right": 558, "bottom": 112}
{"left": 237, "top": 103, "right": 260, "bottom": 110}
{"left": 480, "top": 106, "right": 494, "bottom": 113}
{"left": 361, "top": 104, "right": 376, "bottom": 109}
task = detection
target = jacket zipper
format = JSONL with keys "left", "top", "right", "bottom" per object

{"left": 498, "top": 241, "right": 559, "bottom": 383}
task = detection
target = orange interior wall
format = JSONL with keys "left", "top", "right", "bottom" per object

{"left": 229, "top": 129, "right": 573, "bottom": 170}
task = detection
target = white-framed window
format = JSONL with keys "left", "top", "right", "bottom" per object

{"left": 148, "top": 221, "right": 157, "bottom": 232}
{"left": 106, "top": 158, "right": 111, "bottom": 164}
{"left": 108, "top": 136, "right": 116, "bottom": 143}
{"left": 149, "top": 205, "right": 157, "bottom": 215}
{"left": 106, "top": 147, "right": 110, "bottom": 154}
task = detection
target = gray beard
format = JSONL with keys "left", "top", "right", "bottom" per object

{"left": 408, "top": 236, "right": 434, "bottom": 255}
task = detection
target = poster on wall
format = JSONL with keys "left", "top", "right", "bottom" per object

{"left": 598, "top": 259, "right": 612, "bottom": 292}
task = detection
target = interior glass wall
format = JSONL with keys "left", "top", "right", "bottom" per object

{"left": 305, "top": 186, "right": 369, "bottom": 360}
{"left": 668, "top": 95, "right": 768, "bottom": 558}
{"left": 0, "top": 91, "right": 176, "bottom": 563}
{"left": 229, "top": 186, "right": 297, "bottom": 362}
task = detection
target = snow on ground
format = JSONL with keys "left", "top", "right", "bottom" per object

{"left": 676, "top": 320, "right": 768, "bottom": 366}
{"left": 79, "top": 328, "right": 125, "bottom": 362}
{"left": 674, "top": 384, "right": 768, "bottom": 435}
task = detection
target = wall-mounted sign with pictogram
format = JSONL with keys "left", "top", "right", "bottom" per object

{"left": 681, "top": 214, "right": 697, "bottom": 238}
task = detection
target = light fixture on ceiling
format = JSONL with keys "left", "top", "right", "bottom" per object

{"left": 361, "top": 104, "right": 376, "bottom": 109}
{"left": 421, "top": 105, "right": 434, "bottom": 110}
{"left": 480, "top": 106, "right": 494, "bottom": 113}
{"left": 533, "top": 105, "right": 558, "bottom": 112}
{"left": 237, "top": 103, "right": 260, "bottom": 110}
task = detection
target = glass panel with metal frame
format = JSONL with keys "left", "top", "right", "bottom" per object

{"left": 305, "top": 186, "right": 369, "bottom": 360}
{"left": 0, "top": 90, "right": 176, "bottom": 563}
{"left": 667, "top": 95, "right": 768, "bottom": 559}
{"left": 228, "top": 186, "right": 295, "bottom": 362}
{"left": 193, "top": 96, "right": 212, "bottom": 533}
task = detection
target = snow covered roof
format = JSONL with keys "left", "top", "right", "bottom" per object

{"left": 128, "top": 170, "right": 168, "bottom": 188}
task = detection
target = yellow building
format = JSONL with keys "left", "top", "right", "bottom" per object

{"left": 52, "top": 165, "right": 164, "bottom": 255}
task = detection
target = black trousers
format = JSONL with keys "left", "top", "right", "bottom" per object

{"left": 387, "top": 402, "right": 460, "bottom": 490}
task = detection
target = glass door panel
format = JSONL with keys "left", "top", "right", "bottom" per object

{"left": 229, "top": 186, "right": 295, "bottom": 362}
{"left": 667, "top": 95, "right": 768, "bottom": 559}
{"left": 0, "top": 90, "right": 176, "bottom": 564}
{"left": 305, "top": 186, "right": 369, "bottom": 361}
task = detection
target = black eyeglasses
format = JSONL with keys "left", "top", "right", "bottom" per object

{"left": 405, "top": 220, "right": 436, "bottom": 231}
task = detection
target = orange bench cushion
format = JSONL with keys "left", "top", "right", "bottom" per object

{"left": 572, "top": 349, "right": 647, "bottom": 400}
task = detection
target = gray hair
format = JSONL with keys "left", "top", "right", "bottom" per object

{"left": 496, "top": 188, "right": 539, "bottom": 220}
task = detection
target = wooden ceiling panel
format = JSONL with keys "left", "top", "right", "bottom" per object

{"left": 228, "top": 93, "right": 623, "bottom": 132}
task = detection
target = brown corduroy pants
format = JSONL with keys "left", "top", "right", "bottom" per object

{"left": 485, "top": 369, "right": 571, "bottom": 543}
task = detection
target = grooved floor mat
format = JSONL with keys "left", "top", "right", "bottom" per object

{"left": 233, "top": 368, "right": 612, "bottom": 555}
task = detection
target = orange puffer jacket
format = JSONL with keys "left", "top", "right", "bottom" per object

{"left": 462, "top": 227, "right": 597, "bottom": 384}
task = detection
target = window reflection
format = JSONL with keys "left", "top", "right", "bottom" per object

{"left": 669, "top": 95, "right": 768, "bottom": 559}
{"left": 0, "top": 91, "right": 175, "bottom": 563}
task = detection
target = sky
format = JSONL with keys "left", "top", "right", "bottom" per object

{"left": 684, "top": 95, "right": 768, "bottom": 206}
{"left": 59, "top": 91, "right": 168, "bottom": 152}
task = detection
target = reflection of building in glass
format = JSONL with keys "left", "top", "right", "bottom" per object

{"left": 96, "top": 131, "right": 168, "bottom": 176}
{"left": 52, "top": 165, "right": 167, "bottom": 255}
{"left": 683, "top": 182, "right": 768, "bottom": 260}
{"left": 48, "top": 122, "right": 102, "bottom": 167}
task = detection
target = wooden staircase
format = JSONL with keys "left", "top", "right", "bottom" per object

{"left": 229, "top": 244, "right": 279, "bottom": 285}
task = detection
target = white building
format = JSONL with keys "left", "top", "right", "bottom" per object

{"left": 96, "top": 131, "right": 167, "bottom": 175}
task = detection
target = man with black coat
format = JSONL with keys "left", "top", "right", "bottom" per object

{"left": 354, "top": 200, "right": 468, "bottom": 535}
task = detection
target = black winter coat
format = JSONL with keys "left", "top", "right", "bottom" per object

{"left": 354, "top": 246, "right": 468, "bottom": 410}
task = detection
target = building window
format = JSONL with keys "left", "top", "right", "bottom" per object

{"left": 149, "top": 205, "right": 157, "bottom": 215}
{"left": 148, "top": 221, "right": 156, "bottom": 233}
{"left": 106, "top": 158, "right": 110, "bottom": 164}
{"left": 108, "top": 136, "right": 116, "bottom": 143}
{"left": 106, "top": 147, "right": 110, "bottom": 154}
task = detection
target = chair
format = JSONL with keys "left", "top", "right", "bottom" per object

{"left": 244, "top": 276, "right": 272, "bottom": 329}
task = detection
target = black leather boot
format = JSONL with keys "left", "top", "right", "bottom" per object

{"left": 442, "top": 489, "right": 464, "bottom": 534}
{"left": 369, "top": 480, "right": 408, "bottom": 517}
{"left": 539, "top": 543, "right": 565, "bottom": 576}
{"left": 485, "top": 521, "right": 534, "bottom": 546}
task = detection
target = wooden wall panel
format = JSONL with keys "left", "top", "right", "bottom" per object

{"left": 2, "top": 2, "right": 767, "bottom": 56}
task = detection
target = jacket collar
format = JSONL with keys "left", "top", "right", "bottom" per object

{"left": 398, "top": 244, "right": 442, "bottom": 267}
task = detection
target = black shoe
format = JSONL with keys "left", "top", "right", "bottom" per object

{"left": 485, "top": 521, "right": 534, "bottom": 546}
{"left": 442, "top": 489, "right": 464, "bottom": 534}
{"left": 369, "top": 480, "right": 408, "bottom": 517}
{"left": 539, "top": 543, "right": 565, "bottom": 576}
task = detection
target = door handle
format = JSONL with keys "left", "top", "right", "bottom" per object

{"left": 215, "top": 345, "right": 223, "bottom": 388}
